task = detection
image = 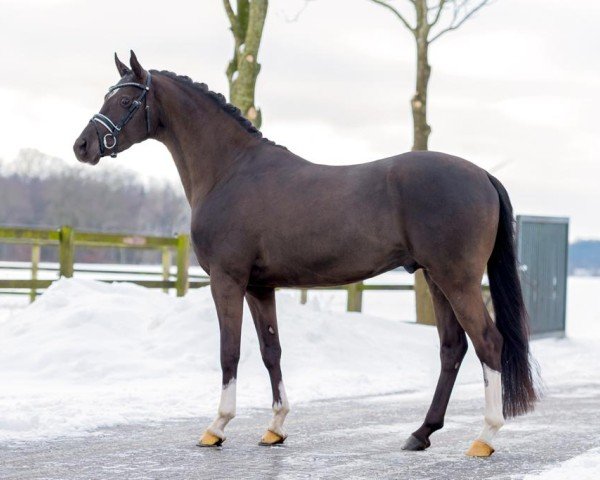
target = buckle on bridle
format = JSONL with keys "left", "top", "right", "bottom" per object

{"left": 103, "top": 133, "right": 117, "bottom": 150}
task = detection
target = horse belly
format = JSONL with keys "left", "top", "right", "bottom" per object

{"left": 249, "top": 231, "right": 411, "bottom": 288}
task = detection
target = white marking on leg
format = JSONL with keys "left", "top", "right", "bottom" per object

{"left": 478, "top": 363, "right": 505, "bottom": 447}
{"left": 267, "top": 381, "right": 290, "bottom": 437}
{"left": 207, "top": 378, "right": 236, "bottom": 440}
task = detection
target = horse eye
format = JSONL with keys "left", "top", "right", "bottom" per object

{"left": 120, "top": 97, "right": 131, "bottom": 107}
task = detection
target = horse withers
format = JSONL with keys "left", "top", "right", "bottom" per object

{"left": 73, "top": 51, "right": 539, "bottom": 456}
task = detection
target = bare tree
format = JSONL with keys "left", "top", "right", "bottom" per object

{"left": 370, "top": 0, "right": 492, "bottom": 149}
{"left": 223, "top": 0, "right": 269, "bottom": 128}
{"left": 368, "top": 0, "right": 493, "bottom": 324}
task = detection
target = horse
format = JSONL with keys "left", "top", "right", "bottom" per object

{"left": 73, "top": 51, "right": 539, "bottom": 457}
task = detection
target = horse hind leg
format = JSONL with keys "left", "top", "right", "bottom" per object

{"left": 441, "top": 279, "right": 505, "bottom": 457}
{"left": 403, "top": 273, "right": 468, "bottom": 451}
{"left": 468, "top": 363, "right": 504, "bottom": 457}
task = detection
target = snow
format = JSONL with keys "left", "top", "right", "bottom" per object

{"left": 0, "top": 262, "right": 417, "bottom": 321}
{"left": 0, "top": 277, "right": 436, "bottom": 442}
{"left": 0, "top": 275, "right": 598, "bottom": 443}
{"left": 523, "top": 447, "right": 600, "bottom": 480}
{"left": 564, "top": 276, "right": 600, "bottom": 339}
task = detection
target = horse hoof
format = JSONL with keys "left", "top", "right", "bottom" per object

{"left": 465, "top": 439, "right": 494, "bottom": 457}
{"left": 197, "top": 431, "right": 224, "bottom": 447}
{"left": 259, "top": 430, "right": 286, "bottom": 446}
{"left": 402, "top": 434, "right": 430, "bottom": 451}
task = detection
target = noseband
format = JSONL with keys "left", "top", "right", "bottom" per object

{"left": 90, "top": 72, "right": 152, "bottom": 158}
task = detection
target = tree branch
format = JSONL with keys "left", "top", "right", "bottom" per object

{"left": 223, "top": 0, "right": 239, "bottom": 33}
{"left": 368, "top": 0, "right": 415, "bottom": 32}
{"left": 429, "top": 0, "right": 491, "bottom": 42}
{"left": 284, "top": 0, "right": 316, "bottom": 23}
{"left": 429, "top": 0, "right": 447, "bottom": 27}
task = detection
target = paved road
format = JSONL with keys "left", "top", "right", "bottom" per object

{"left": 2, "top": 383, "right": 599, "bottom": 480}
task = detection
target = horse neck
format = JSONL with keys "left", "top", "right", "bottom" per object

{"left": 153, "top": 74, "right": 262, "bottom": 206}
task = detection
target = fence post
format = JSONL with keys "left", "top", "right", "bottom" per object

{"left": 415, "top": 270, "right": 436, "bottom": 325}
{"left": 300, "top": 289, "right": 308, "bottom": 305}
{"left": 175, "top": 233, "right": 189, "bottom": 297}
{"left": 59, "top": 225, "right": 74, "bottom": 278}
{"left": 30, "top": 243, "right": 41, "bottom": 302}
{"left": 162, "top": 247, "right": 171, "bottom": 293}
{"left": 346, "top": 282, "right": 363, "bottom": 312}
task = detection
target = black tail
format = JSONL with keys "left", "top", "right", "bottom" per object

{"left": 487, "top": 173, "right": 540, "bottom": 418}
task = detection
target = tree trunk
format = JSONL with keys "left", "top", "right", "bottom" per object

{"left": 412, "top": 3, "right": 436, "bottom": 325}
{"left": 224, "top": 0, "right": 268, "bottom": 128}
{"left": 411, "top": 38, "right": 431, "bottom": 151}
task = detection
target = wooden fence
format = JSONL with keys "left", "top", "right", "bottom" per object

{"left": 0, "top": 225, "right": 414, "bottom": 312}
{"left": 297, "top": 281, "right": 415, "bottom": 312}
{"left": 0, "top": 225, "right": 489, "bottom": 319}
{"left": 0, "top": 225, "right": 203, "bottom": 301}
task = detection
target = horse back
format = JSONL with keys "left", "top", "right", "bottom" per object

{"left": 191, "top": 149, "right": 498, "bottom": 287}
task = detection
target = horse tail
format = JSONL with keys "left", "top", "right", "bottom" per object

{"left": 486, "top": 173, "right": 540, "bottom": 418}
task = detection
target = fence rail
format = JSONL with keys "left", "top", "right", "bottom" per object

{"left": 1, "top": 225, "right": 489, "bottom": 316}
{"left": 0, "top": 225, "right": 192, "bottom": 300}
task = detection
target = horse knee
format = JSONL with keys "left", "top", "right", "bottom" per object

{"left": 261, "top": 344, "right": 282, "bottom": 371}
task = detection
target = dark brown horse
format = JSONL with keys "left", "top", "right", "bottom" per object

{"left": 74, "top": 52, "right": 538, "bottom": 456}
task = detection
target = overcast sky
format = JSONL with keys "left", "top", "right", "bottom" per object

{"left": 1, "top": 0, "right": 598, "bottom": 239}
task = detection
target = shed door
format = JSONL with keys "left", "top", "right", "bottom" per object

{"left": 517, "top": 216, "right": 569, "bottom": 336}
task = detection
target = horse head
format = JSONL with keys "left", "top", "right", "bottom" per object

{"left": 73, "top": 51, "right": 155, "bottom": 165}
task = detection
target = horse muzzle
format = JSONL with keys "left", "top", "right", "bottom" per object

{"left": 73, "top": 126, "right": 101, "bottom": 165}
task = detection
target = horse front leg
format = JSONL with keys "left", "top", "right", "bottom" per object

{"left": 198, "top": 270, "right": 245, "bottom": 447}
{"left": 246, "top": 286, "right": 290, "bottom": 446}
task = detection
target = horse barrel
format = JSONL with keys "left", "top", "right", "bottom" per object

{"left": 516, "top": 215, "right": 569, "bottom": 337}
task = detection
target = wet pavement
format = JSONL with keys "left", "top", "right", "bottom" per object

{"left": 2, "top": 383, "right": 599, "bottom": 480}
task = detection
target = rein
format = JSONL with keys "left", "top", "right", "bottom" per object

{"left": 90, "top": 73, "right": 152, "bottom": 158}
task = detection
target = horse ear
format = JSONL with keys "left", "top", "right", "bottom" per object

{"left": 129, "top": 50, "right": 146, "bottom": 79}
{"left": 114, "top": 53, "right": 130, "bottom": 77}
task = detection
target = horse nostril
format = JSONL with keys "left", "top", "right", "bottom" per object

{"left": 75, "top": 138, "right": 87, "bottom": 155}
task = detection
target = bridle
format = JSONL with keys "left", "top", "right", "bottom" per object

{"left": 90, "top": 72, "right": 152, "bottom": 158}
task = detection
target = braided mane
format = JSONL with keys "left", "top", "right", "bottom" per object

{"left": 152, "top": 70, "right": 282, "bottom": 148}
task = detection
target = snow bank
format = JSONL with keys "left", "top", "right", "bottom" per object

{"left": 523, "top": 447, "right": 600, "bottom": 480}
{"left": 0, "top": 278, "right": 453, "bottom": 441}
{"left": 0, "top": 276, "right": 598, "bottom": 441}
{"left": 565, "top": 276, "right": 600, "bottom": 339}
